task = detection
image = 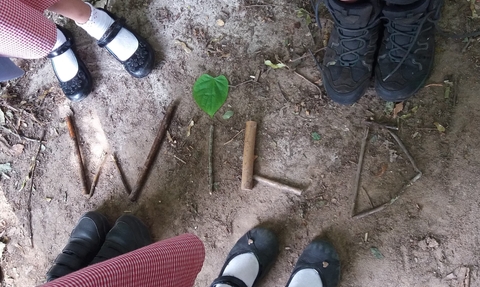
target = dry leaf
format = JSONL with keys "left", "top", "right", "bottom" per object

{"left": 186, "top": 120, "right": 195, "bottom": 137}
{"left": 174, "top": 40, "right": 192, "bottom": 53}
{"left": 166, "top": 131, "right": 173, "bottom": 143}
{"left": 375, "top": 163, "right": 388, "bottom": 177}
{"left": 393, "top": 102, "right": 404, "bottom": 118}
{"left": 0, "top": 136, "right": 24, "bottom": 156}
{"left": 434, "top": 122, "right": 446, "bottom": 133}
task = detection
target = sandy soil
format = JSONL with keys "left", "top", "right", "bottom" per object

{"left": 1, "top": 0, "right": 480, "bottom": 286}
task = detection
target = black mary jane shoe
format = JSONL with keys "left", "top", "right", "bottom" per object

{"left": 97, "top": 9, "right": 155, "bottom": 78}
{"left": 46, "top": 211, "right": 111, "bottom": 282}
{"left": 89, "top": 214, "right": 152, "bottom": 265}
{"left": 285, "top": 238, "right": 341, "bottom": 287}
{"left": 47, "top": 26, "right": 92, "bottom": 102}
{"left": 210, "top": 227, "right": 279, "bottom": 287}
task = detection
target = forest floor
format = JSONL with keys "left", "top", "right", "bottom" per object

{"left": 1, "top": 0, "right": 480, "bottom": 286}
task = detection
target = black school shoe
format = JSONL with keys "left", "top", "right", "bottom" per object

{"left": 48, "top": 26, "right": 93, "bottom": 102}
{"left": 97, "top": 9, "right": 155, "bottom": 78}
{"left": 88, "top": 214, "right": 152, "bottom": 265}
{"left": 316, "top": 0, "right": 382, "bottom": 105}
{"left": 46, "top": 211, "right": 110, "bottom": 282}
{"left": 285, "top": 238, "right": 341, "bottom": 287}
{"left": 374, "top": 0, "right": 443, "bottom": 101}
{"left": 210, "top": 227, "right": 279, "bottom": 287}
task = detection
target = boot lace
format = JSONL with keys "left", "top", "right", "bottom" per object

{"left": 382, "top": 10, "right": 437, "bottom": 81}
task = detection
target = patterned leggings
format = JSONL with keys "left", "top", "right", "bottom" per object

{"left": 39, "top": 234, "right": 206, "bottom": 287}
{"left": 0, "top": 0, "right": 60, "bottom": 59}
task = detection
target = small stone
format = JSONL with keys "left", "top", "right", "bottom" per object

{"left": 216, "top": 19, "right": 225, "bottom": 26}
{"left": 45, "top": 197, "right": 52, "bottom": 202}
{"left": 322, "top": 261, "right": 329, "bottom": 268}
{"left": 248, "top": 239, "right": 254, "bottom": 245}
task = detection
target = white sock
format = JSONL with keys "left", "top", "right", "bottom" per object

{"left": 288, "top": 269, "right": 324, "bottom": 287}
{"left": 215, "top": 253, "right": 259, "bottom": 287}
{"left": 51, "top": 28, "right": 79, "bottom": 82}
{"left": 76, "top": 3, "right": 138, "bottom": 61}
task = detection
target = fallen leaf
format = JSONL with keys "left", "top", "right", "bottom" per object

{"left": 370, "top": 247, "right": 384, "bottom": 259}
{"left": 216, "top": 19, "right": 225, "bottom": 26}
{"left": 187, "top": 120, "right": 195, "bottom": 137}
{"left": 0, "top": 136, "right": 24, "bottom": 156}
{"left": 384, "top": 102, "right": 395, "bottom": 115}
{"left": 166, "top": 131, "right": 174, "bottom": 143}
{"left": 38, "top": 87, "right": 53, "bottom": 101}
{"left": 174, "top": 39, "right": 192, "bottom": 53}
{"left": 393, "top": 102, "right": 404, "bottom": 118}
{"left": 296, "top": 8, "right": 312, "bottom": 25}
{"left": 265, "top": 60, "right": 287, "bottom": 69}
{"left": 434, "top": 122, "right": 446, "bottom": 133}
{"left": 0, "top": 163, "right": 12, "bottom": 173}
{"left": 375, "top": 163, "right": 388, "bottom": 177}
{"left": 311, "top": 132, "right": 321, "bottom": 141}
{"left": 222, "top": 110, "right": 234, "bottom": 120}
{"left": 444, "top": 85, "right": 451, "bottom": 99}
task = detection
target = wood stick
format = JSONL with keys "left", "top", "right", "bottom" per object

{"left": 385, "top": 129, "right": 421, "bottom": 174}
{"left": 352, "top": 127, "right": 369, "bottom": 217}
{"left": 111, "top": 153, "right": 131, "bottom": 194}
{"left": 89, "top": 152, "right": 108, "bottom": 198}
{"left": 66, "top": 115, "right": 89, "bottom": 196}
{"left": 208, "top": 124, "right": 214, "bottom": 194}
{"left": 129, "top": 102, "right": 177, "bottom": 201}
{"left": 241, "top": 121, "right": 257, "bottom": 190}
{"left": 253, "top": 175, "right": 302, "bottom": 196}
{"left": 27, "top": 130, "right": 45, "bottom": 247}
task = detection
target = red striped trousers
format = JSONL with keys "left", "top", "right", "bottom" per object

{"left": 38, "top": 234, "right": 206, "bottom": 287}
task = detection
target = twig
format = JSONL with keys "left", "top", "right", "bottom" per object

{"left": 353, "top": 204, "right": 388, "bottom": 219}
{"left": 424, "top": 83, "right": 443, "bottom": 88}
{"left": 289, "top": 47, "right": 327, "bottom": 62}
{"left": 361, "top": 186, "right": 374, "bottom": 208}
{"left": 66, "top": 116, "right": 89, "bottom": 196}
{"left": 89, "top": 152, "right": 108, "bottom": 198}
{"left": 173, "top": 155, "right": 186, "bottom": 164}
{"left": 129, "top": 101, "right": 177, "bottom": 202}
{"left": 352, "top": 127, "right": 369, "bottom": 217}
{"left": 453, "top": 76, "right": 459, "bottom": 106}
{"left": 363, "top": 121, "right": 399, "bottom": 131}
{"left": 245, "top": 4, "right": 278, "bottom": 7}
{"left": 1, "top": 124, "right": 43, "bottom": 143}
{"left": 385, "top": 129, "right": 421, "bottom": 174}
{"left": 462, "top": 37, "right": 472, "bottom": 53}
{"left": 353, "top": 126, "right": 423, "bottom": 219}
{"left": 209, "top": 124, "right": 214, "bottom": 194}
{"left": 224, "top": 129, "right": 245, "bottom": 146}
{"left": 277, "top": 82, "right": 289, "bottom": 102}
{"left": 26, "top": 131, "right": 45, "bottom": 247}
{"left": 293, "top": 71, "right": 322, "bottom": 94}
{"left": 253, "top": 175, "right": 303, "bottom": 196}
{"left": 229, "top": 79, "right": 254, "bottom": 88}
{"left": 111, "top": 153, "right": 131, "bottom": 195}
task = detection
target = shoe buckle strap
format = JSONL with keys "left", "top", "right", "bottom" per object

{"left": 47, "top": 38, "right": 74, "bottom": 58}
{"left": 98, "top": 18, "right": 125, "bottom": 48}
{"left": 210, "top": 275, "right": 248, "bottom": 287}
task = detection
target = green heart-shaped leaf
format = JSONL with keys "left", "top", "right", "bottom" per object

{"left": 193, "top": 74, "right": 229, "bottom": 117}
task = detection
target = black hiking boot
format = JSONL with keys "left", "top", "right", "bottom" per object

{"left": 374, "top": 0, "right": 443, "bottom": 101}
{"left": 316, "top": 0, "right": 382, "bottom": 105}
{"left": 89, "top": 214, "right": 152, "bottom": 265}
{"left": 46, "top": 211, "right": 111, "bottom": 282}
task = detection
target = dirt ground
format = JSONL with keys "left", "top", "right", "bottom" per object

{"left": 1, "top": 0, "right": 480, "bottom": 286}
